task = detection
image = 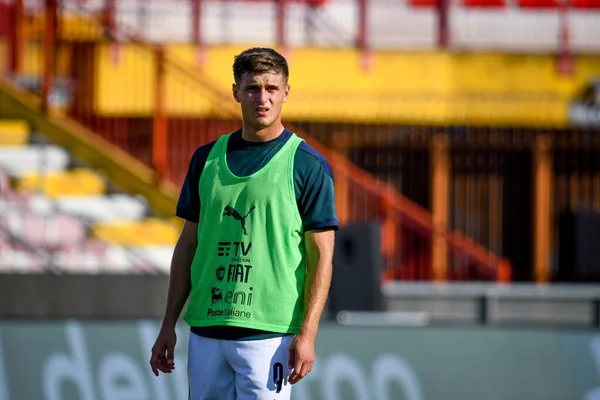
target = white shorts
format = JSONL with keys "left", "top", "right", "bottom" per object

{"left": 187, "top": 332, "right": 294, "bottom": 400}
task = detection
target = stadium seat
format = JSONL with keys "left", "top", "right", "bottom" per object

{"left": 461, "top": 0, "right": 505, "bottom": 7}
{"left": 92, "top": 217, "right": 180, "bottom": 247}
{"left": 0, "top": 119, "right": 177, "bottom": 274}
{"left": 0, "top": 230, "right": 47, "bottom": 273}
{"left": 0, "top": 120, "right": 29, "bottom": 147}
{"left": 516, "top": 0, "right": 558, "bottom": 7}
{"left": 244, "top": 0, "right": 328, "bottom": 4}
{"left": 52, "top": 240, "right": 138, "bottom": 274}
{"left": 407, "top": 0, "right": 436, "bottom": 8}
{"left": 0, "top": 248, "right": 46, "bottom": 272}
{"left": 0, "top": 169, "right": 30, "bottom": 208}
{"left": 0, "top": 145, "right": 70, "bottom": 176}
{"left": 16, "top": 168, "right": 106, "bottom": 198}
{"left": 0, "top": 231, "right": 10, "bottom": 257}
{"left": 306, "top": 0, "right": 327, "bottom": 6}
{"left": 52, "top": 249, "right": 105, "bottom": 274}
{"left": 100, "top": 245, "right": 143, "bottom": 273}
{"left": 0, "top": 211, "right": 87, "bottom": 251}
{"left": 407, "top": 0, "right": 505, "bottom": 7}
{"left": 28, "top": 194, "right": 148, "bottom": 223}
{"left": 102, "top": 245, "right": 169, "bottom": 273}
{"left": 571, "top": 0, "right": 600, "bottom": 7}
{"left": 131, "top": 246, "right": 174, "bottom": 274}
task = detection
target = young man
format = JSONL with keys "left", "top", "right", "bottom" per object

{"left": 149, "top": 47, "right": 338, "bottom": 399}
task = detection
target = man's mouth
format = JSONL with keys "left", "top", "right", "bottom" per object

{"left": 256, "top": 107, "right": 269, "bottom": 116}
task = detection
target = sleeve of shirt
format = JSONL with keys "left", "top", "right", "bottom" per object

{"left": 175, "top": 142, "right": 215, "bottom": 223}
{"left": 294, "top": 141, "right": 339, "bottom": 232}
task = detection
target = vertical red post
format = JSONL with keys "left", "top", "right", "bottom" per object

{"left": 497, "top": 260, "right": 512, "bottom": 283}
{"left": 557, "top": 0, "right": 573, "bottom": 76}
{"left": 533, "top": 134, "right": 552, "bottom": 283}
{"left": 357, "top": 0, "right": 367, "bottom": 50}
{"left": 104, "top": 0, "right": 116, "bottom": 37}
{"left": 8, "top": 0, "right": 24, "bottom": 75}
{"left": 42, "top": 0, "right": 58, "bottom": 114}
{"left": 432, "top": 134, "right": 449, "bottom": 281}
{"left": 153, "top": 46, "right": 168, "bottom": 181}
{"left": 276, "top": 0, "right": 287, "bottom": 52}
{"left": 192, "top": 0, "right": 205, "bottom": 66}
{"left": 305, "top": 2, "right": 315, "bottom": 46}
{"left": 104, "top": 0, "right": 121, "bottom": 65}
{"left": 357, "top": 0, "right": 371, "bottom": 70}
{"left": 436, "top": 0, "right": 449, "bottom": 48}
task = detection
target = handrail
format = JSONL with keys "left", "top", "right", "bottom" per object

{"left": 157, "top": 46, "right": 511, "bottom": 279}
{"left": 50, "top": 3, "right": 512, "bottom": 281}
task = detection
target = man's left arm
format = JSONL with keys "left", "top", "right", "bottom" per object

{"left": 288, "top": 143, "right": 338, "bottom": 384}
{"left": 288, "top": 228, "right": 335, "bottom": 384}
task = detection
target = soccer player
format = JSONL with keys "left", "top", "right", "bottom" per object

{"left": 149, "top": 47, "right": 338, "bottom": 399}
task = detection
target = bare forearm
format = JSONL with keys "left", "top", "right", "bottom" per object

{"left": 301, "top": 230, "right": 334, "bottom": 338}
{"left": 301, "top": 258, "right": 332, "bottom": 337}
{"left": 162, "top": 225, "right": 197, "bottom": 329}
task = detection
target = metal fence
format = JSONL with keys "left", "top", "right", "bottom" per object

{"left": 5, "top": 0, "right": 600, "bottom": 283}
{"left": 3, "top": 0, "right": 599, "bottom": 52}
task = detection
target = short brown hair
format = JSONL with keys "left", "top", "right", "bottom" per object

{"left": 232, "top": 47, "right": 289, "bottom": 84}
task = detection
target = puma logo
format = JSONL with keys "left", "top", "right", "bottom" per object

{"left": 223, "top": 205, "right": 255, "bottom": 235}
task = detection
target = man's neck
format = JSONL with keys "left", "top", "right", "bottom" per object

{"left": 241, "top": 123, "right": 284, "bottom": 143}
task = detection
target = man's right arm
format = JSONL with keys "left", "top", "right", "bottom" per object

{"left": 161, "top": 220, "right": 198, "bottom": 329}
{"left": 150, "top": 219, "right": 198, "bottom": 376}
{"left": 151, "top": 144, "right": 213, "bottom": 377}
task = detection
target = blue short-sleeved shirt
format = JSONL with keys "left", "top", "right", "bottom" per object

{"left": 176, "top": 128, "right": 338, "bottom": 340}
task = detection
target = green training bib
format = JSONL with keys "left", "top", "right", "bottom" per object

{"left": 183, "top": 133, "right": 306, "bottom": 333}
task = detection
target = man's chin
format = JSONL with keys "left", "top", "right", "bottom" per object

{"left": 253, "top": 117, "right": 272, "bottom": 128}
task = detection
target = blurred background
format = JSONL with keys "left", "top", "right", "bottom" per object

{"left": 1, "top": 0, "right": 600, "bottom": 399}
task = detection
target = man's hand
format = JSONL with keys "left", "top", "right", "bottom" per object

{"left": 288, "top": 333, "right": 315, "bottom": 384}
{"left": 150, "top": 220, "right": 196, "bottom": 377}
{"left": 150, "top": 327, "right": 177, "bottom": 376}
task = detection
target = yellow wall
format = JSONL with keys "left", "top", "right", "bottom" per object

{"left": 22, "top": 42, "right": 41, "bottom": 77}
{"left": 95, "top": 44, "right": 217, "bottom": 115}
{"left": 23, "top": 12, "right": 104, "bottom": 42}
{"left": 12, "top": 41, "right": 71, "bottom": 79}
{"left": 87, "top": 44, "right": 600, "bottom": 126}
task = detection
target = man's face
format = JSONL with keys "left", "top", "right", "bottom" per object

{"left": 233, "top": 71, "right": 290, "bottom": 131}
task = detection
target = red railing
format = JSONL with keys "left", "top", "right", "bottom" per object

{"left": 3, "top": 0, "right": 598, "bottom": 73}
{"left": 0, "top": 0, "right": 513, "bottom": 282}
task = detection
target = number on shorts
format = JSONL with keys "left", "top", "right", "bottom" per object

{"left": 273, "top": 362, "right": 284, "bottom": 393}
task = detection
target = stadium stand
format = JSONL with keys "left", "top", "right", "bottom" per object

{"left": 0, "top": 118, "right": 176, "bottom": 274}
{"left": 1, "top": 0, "right": 599, "bottom": 283}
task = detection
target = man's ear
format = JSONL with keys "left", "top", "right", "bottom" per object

{"left": 283, "top": 83, "right": 290, "bottom": 103}
{"left": 232, "top": 83, "right": 240, "bottom": 103}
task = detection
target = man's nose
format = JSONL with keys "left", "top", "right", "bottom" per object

{"left": 258, "top": 88, "right": 269, "bottom": 103}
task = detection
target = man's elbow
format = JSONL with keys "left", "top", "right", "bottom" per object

{"left": 178, "top": 221, "right": 199, "bottom": 248}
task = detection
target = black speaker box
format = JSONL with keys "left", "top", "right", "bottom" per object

{"left": 557, "top": 208, "right": 600, "bottom": 282}
{"left": 328, "top": 221, "right": 383, "bottom": 316}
